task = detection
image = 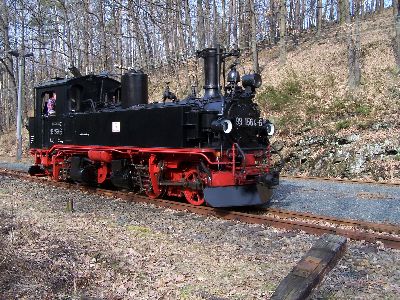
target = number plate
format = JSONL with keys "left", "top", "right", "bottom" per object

{"left": 235, "top": 117, "right": 264, "bottom": 127}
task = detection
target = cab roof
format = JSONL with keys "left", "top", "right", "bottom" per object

{"left": 35, "top": 74, "right": 120, "bottom": 89}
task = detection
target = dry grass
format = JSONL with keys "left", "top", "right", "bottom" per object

{"left": 0, "top": 178, "right": 314, "bottom": 299}
{"left": 0, "top": 128, "right": 30, "bottom": 162}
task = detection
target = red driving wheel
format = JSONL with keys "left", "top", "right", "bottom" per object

{"left": 183, "top": 171, "right": 205, "bottom": 206}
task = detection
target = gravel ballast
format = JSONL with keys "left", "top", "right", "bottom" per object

{"left": 272, "top": 178, "right": 400, "bottom": 225}
{"left": 0, "top": 175, "right": 399, "bottom": 299}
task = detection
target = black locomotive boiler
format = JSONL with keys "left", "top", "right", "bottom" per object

{"left": 28, "top": 48, "right": 280, "bottom": 207}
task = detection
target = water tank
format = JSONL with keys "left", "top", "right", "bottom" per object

{"left": 121, "top": 70, "right": 148, "bottom": 108}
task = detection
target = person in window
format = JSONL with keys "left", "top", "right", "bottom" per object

{"left": 47, "top": 92, "right": 56, "bottom": 115}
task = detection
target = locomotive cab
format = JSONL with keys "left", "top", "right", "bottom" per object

{"left": 29, "top": 75, "right": 120, "bottom": 149}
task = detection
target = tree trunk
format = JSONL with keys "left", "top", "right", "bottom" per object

{"left": 329, "top": 0, "right": 335, "bottom": 21}
{"left": 163, "top": 0, "right": 172, "bottom": 65}
{"left": 227, "top": 0, "right": 234, "bottom": 47}
{"left": 309, "top": 0, "right": 316, "bottom": 28}
{"left": 204, "top": 0, "right": 211, "bottom": 46}
{"left": 393, "top": 0, "right": 399, "bottom": 16}
{"left": 395, "top": 24, "right": 400, "bottom": 65}
{"left": 338, "top": 0, "right": 348, "bottom": 24}
{"left": 279, "top": 0, "right": 287, "bottom": 65}
{"left": 347, "top": 2, "right": 361, "bottom": 88}
{"left": 294, "top": 0, "right": 300, "bottom": 44}
{"left": 212, "top": 0, "right": 218, "bottom": 46}
{"left": 96, "top": 0, "right": 108, "bottom": 70}
{"left": 316, "top": 0, "right": 323, "bottom": 36}
{"left": 288, "top": 0, "right": 294, "bottom": 31}
{"left": 83, "top": 0, "right": 91, "bottom": 74}
{"left": 233, "top": 0, "right": 239, "bottom": 47}
{"left": 197, "top": 0, "right": 205, "bottom": 49}
{"left": 143, "top": 20, "right": 154, "bottom": 68}
{"left": 359, "top": 0, "right": 364, "bottom": 18}
{"left": 249, "top": 0, "right": 259, "bottom": 73}
{"left": 0, "top": 5, "right": 16, "bottom": 88}
{"left": 322, "top": 0, "right": 328, "bottom": 20}
{"left": 221, "top": 0, "right": 226, "bottom": 46}
{"left": 375, "top": 0, "right": 379, "bottom": 12}
{"left": 393, "top": 1, "right": 400, "bottom": 70}
{"left": 269, "top": 0, "right": 277, "bottom": 44}
{"left": 379, "top": 0, "right": 384, "bottom": 12}
{"left": 0, "top": 0, "right": 17, "bottom": 131}
{"left": 184, "top": 0, "right": 194, "bottom": 52}
{"left": 300, "top": 0, "right": 306, "bottom": 30}
{"left": 238, "top": 0, "right": 244, "bottom": 49}
{"left": 176, "top": 0, "right": 186, "bottom": 61}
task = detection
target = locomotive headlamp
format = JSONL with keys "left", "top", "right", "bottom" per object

{"left": 211, "top": 118, "right": 233, "bottom": 134}
{"left": 222, "top": 119, "right": 233, "bottom": 133}
{"left": 265, "top": 122, "right": 275, "bottom": 136}
{"left": 242, "top": 73, "right": 262, "bottom": 89}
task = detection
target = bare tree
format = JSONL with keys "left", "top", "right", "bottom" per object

{"left": 212, "top": 0, "right": 218, "bottom": 46}
{"left": 329, "top": 0, "right": 335, "bottom": 21}
{"left": 348, "top": 0, "right": 361, "bottom": 88}
{"left": 301, "top": 0, "right": 306, "bottom": 30}
{"left": 269, "top": 0, "right": 277, "bottom": 44}
{"left": 379, "top": 0, "right": 385, "bottom": 12}
{"left": 0, "top": 0, "right": 17, "bottom": 131}
{"left": 184, "top": 0, "right": 194, "bottom": 52}
{"left": 316, "top": 0, "right": 323, "bottom": 37}
{"left": 197, "top": 0, "right": 205, "bottom": 49}
{"left": 393, "top": 0, "right": 400, "bottom": 70}
{"left": 204, "top": 0, "right": 211, "bottom": 46}
{"left": 338, "top": 0, "right": 349, "bottom": 24}
{"left": 249, "top": 0, "right": 259, "bottom": 73}
{"left": 220, "top": 0, "right": 227, "bottom": 46}
{"left": 292, "top": 0, "right": 301, "bottom": 45}
{"left": 279, "top": 0, "right": 287, "bottom": 65}
{"left": 238, "top": 0, "right": 245, "bottom": 49}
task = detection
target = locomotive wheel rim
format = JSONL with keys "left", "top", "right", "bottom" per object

{"left": 183, "top": 171, "right": 205, "bottom": 206}
{"left": 146, "top": 187, "right": 164, "bottom": 199}
{"left": 146, "top": 191, "right": 158, "bottom": 198}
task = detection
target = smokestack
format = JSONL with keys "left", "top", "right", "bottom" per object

{"left": 197, "top": 47, "right": 222, "bottom": 99}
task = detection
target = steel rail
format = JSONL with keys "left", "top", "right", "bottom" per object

{"left": 282, "top": 175, "right": 400, "bottom": 187}
{"left": 2, "top": 169, "right": 400, "bottom": 250}
{"left": 257, "top": 208, "right": 400, "bottom": 234}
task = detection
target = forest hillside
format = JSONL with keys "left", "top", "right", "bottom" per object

{"left": 260, "top": 10, "right": 400, "bottom": 181}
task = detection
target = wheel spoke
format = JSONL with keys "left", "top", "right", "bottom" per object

{"left": 183, "top": 171, "right": 205, "bottom": 206}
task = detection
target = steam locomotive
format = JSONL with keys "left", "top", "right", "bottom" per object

{"left": 28, "top": 47, "right": 281, "bottom": 207}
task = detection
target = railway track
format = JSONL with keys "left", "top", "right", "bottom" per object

{"left": 257, "top": 208, "right": 400, "bottom": 234}
{"left": 282, "top": 174, "right": 400, "bottom": 187}
{"left": 1, "top": 169, "right": 400, "bottom": 250}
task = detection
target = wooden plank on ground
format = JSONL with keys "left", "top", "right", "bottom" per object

{"left": 271, "top": 234, "right": 347, "bottom": 300}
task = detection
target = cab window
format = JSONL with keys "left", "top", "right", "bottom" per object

{"left": 41, "top": 91, "right": 56, "bottom": 116}
{"left": 69, "top": 85, "right": 83, "bottom": 112}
